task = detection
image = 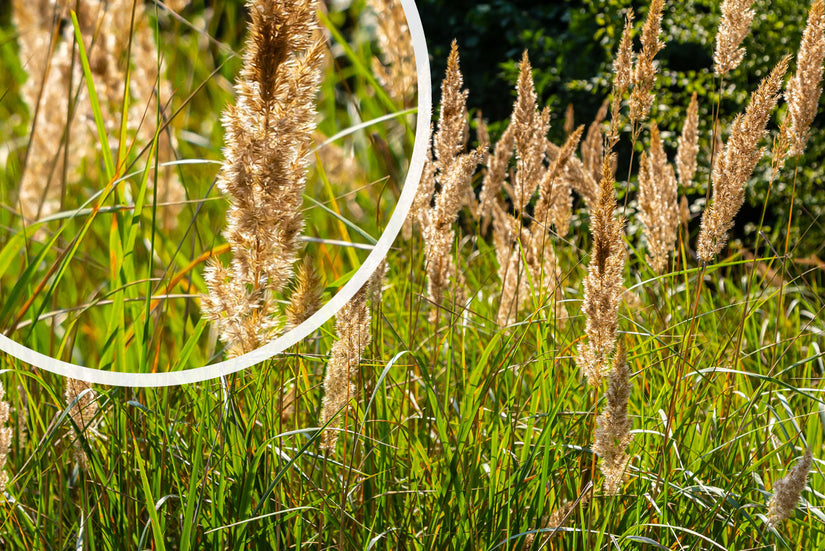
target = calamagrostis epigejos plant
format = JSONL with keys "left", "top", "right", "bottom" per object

{"left": 593, "top": 341, "right": 632, "bottom": 495}
{"left": 713, "top": 0, "right": 758, "bottom": 76}
{"left": 320, "top": 269, "right": 383, "bottom": 451}
{"left": 629, "top": 0, "right": 665, "bottom": 128}
{"left": 65, "top": 378, "right": 98, "bottom": 470}
{"left": 420, "top": 41, "right": 483, "bottom": 319}
{"left": 492, "top": 53, "right": 567, "bottom": 326}
{"left": 696, "top": 56, "right": 790, "bottom": 262}
{"left": 638, "top": 122, "right": 678, "bottom": 273}
{"left": 676, "top": 92, "right": 699, "bottom": 187}
{"left": 13, "top": 0, "right": 184, "bottom": 227}
{"left": 577, "top": 156, "right": 627, "bottom": 386}
{"left": 0, "top": 383, "right": 11, "bottom": 492}
{"left": 367, "top": 0, "right": 416, "bottom": 107}
{"left": 201, "top": 0, "right": 324, "bottom": 357}
{"left": 784, "top": 0, "right": 825, "bottom": 158}
{"left": 767, "top": 448, "right": 814, "bottom": 527}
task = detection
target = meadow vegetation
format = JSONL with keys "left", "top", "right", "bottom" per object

{"left": 0, "top": 0, "right": 823, "bottom": 549}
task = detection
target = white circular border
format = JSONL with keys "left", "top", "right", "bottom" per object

{"left": 0, "top": 0, "right": 431, "bottom": 387}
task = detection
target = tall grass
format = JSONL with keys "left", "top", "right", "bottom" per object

{"left": 0, "top": 0, "right": 823, "bottom": 549}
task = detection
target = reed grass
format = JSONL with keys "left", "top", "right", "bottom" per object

{"left": 0, "top": 0, "right": 823, "bottom": 549}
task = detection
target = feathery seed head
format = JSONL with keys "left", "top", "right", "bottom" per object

{"left": 714, "top": 0, "right": 758, "bottom": 76}
{"left": 697, "top": 56, "right": 790, "bottom": 262}
{"left": 577, "top": 156, "right": 626, "bottom": 385}
{"left": 676, "top": 92, "right": 700, "bottom": 187}
{"left": 202, "top": 0, "right": 324, "bottom": 354}
{"left": 768, "top": 448, "right": 814, "bottom": 527}
{"left": 629, "top": 0, "right": 665, "bottom": 126}
{"left": 614, "top": 9, "right": 636, "bottom": 93}
{"left": 593, "top": 341, "right": 632, "bottom": 495}
{"left": 784, "top": 0, "right": 825, "bottom": 157}
{"left": 638, "top": 122, "right": 679, "bottom": 273}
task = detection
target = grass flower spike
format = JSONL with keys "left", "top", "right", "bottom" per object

{"left": 629, "top": 0, "right": 665, "bottom": 127}
{"left": 784, "top": 0, "right": 825, "bottom": 157}
{"left": 593, "top": 341, "right": 632, "bottom": 495}
{"left": 697, "top": 56, "right": 790, "bottom": 262}
{"left": 65, "top": 378, "right": 98, "bottom": 470}
{"left": 0, "top": 383, "right": 10, "bottom": 492}
{"left": 577, "top": 156, "right": 626, "bottom": 385}
{"left": 421, "top": 41, "right": 482, "bottom": 319}
{"left": 714, "top": 0, "right": 758, "bottom": 76}
{"left": 767, "top": 448, "right": 814, "bottom": 527}
{"left": 201, "top": 0, "right": 325, "bottom": 356}
{"left": 676, "top": 92, "right": 699, "bottom": 187}
{"left": 638, "top": 122, "right": 678, "bottom": 273}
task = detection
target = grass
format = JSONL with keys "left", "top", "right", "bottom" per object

{"left": 0, "top": 0, "right": 824, "bottom": 549}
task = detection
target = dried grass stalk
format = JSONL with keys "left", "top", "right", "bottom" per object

{"left": 511, "top": 52, "right": 550, "bottom": 213}
{"left": 767, "top": 448, "right": 814, "bottom": 527}
{"left": 784, "top": 0, "right": 825, "bottom": 157}
{"left": 593, "top": 341, "right": 632, "bottom": 495}
{"left": 0, "top": 383, "right": 11, "bottom": 492}
{"left": 564, "top": 103, "right": 575, "bottom": 136}
{"left": 582, "top": 100, "right": 608, "bottom": 185}
{"left": 629, "top": 0, "right": 665, "bottom": 127}
{"left": 638, "top": 122, "right": 679, "bottom": 273}
{"left": 201, "top": 0, "right": 324, "bottom": 357}
{"left": 65, "top": 378, "right": 98, "bottom": 470}
{"left": 367, "top": 0, "right": 416, "bottom": 107}
{"left": 320, "top": 269, "right": 384, "bottom": 451}
{"left": 577, "top": 156, "right": 626, "bottom": 385}
{"left": 697, "top": 57, "right": 790, "bottom": 262}
{"left": 420, "top": 42, "right": 482, "bottom": 318}
{"left": 285, "top": 256, "right": 324, "bottom": 329}
{"left": 714, "top": 0, "right": 757, "bottom": 76}
{"left": 676, "top": 92, "right": 699, "bottom": 187}
{"left": 609, "top": 8, "right": 635, "bottom": 145}
{"left": 535, "top": 125, "right": 585, "bottom": 238}
{"left": 478, "top": 124, "right": 515, "bottom": 221}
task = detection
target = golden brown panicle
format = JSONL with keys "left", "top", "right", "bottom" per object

{"left": 593, "top": 341, "right": 632, "bottom": 495}
{"left": 638, "top": 122, "right": 679, "bottom": 273}
{"left": 577, "top": 156, "right": 627, "bottom": 385}
{"left": 420, "top": 42, "right": 483, "bottom": 319}
{"left": 202, "top": 0, "right": 325, "bottom": 356}
{"left": 676, "top": 92, "right": 700, "bottom": 187}
{"left": 629, "top": 0, "right": 665, "bottom": 127}
{"left": 714, "top": 0, "right": 758, "bottom": 76}
{"left": 784, "top": 0, "right": 825, "bottom": 158}
{"left": 285, "top": 257, "right": 324, "bottom": 329}
{"left": 697, "top": 57, "right": 790, "bottom": 262}
{"left": 367, "top": 0, "right": 416, "bottom": 107}
{"left": 767, "top": 448, "right": 814, "bottom": 527}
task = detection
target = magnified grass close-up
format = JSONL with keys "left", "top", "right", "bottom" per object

{"left": 1, "top": 0, "right": 825, "bottom": 549}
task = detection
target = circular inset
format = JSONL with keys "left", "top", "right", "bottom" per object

{"left": 0, "top": 0, "right": 431, "bottom": 387}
